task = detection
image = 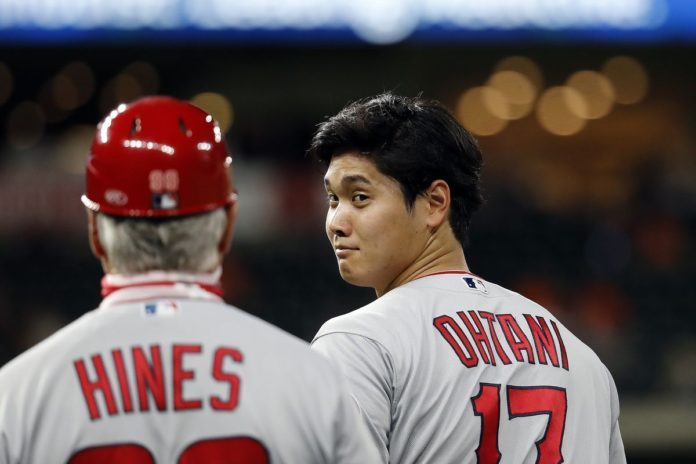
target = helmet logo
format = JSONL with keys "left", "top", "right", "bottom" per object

{"left": 104, "top": 189, "right": 128, "bottom": 206}
{"left": 149, "top": 169, "right": 180, "bottom": 210}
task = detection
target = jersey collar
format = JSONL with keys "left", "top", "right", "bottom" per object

{"left": 414, "top": 270, "right": 481, "bottom": 281}
{"left": 100, "top": 268, "right": 224, "bottom": 307}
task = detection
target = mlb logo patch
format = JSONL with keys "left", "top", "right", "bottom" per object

{"left": 462, "top": 276, "right": 488, "bottom": 294}
{"left": 151, "top": 192, "right": 179, "bottom": 210}
{"left": 143, "top": 300, "right": 180, "bottom": 317}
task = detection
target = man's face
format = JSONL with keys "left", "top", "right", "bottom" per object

{"left": 324, "top": 153, "right": 430, "bottom": 294}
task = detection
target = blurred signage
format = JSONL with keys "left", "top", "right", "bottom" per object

{"left": 0, "top": 0, "right": 693, "bottom": 44}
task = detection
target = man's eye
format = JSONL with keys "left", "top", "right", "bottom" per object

{"left": 353, "top": 194, "right": 369, "bottom": 202}
{"left": 327, "top": 193, "right": 338, "bottom": 205}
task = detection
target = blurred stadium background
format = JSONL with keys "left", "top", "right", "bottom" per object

{"left": 0, "top": 0, "right": 695, "bottom": 462}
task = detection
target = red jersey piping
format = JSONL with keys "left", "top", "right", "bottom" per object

{"left": 414, "top": 270, "right": 483, "bottom": 281}
{"left": 101, "top": 277, "right": 224, "bottom": 298}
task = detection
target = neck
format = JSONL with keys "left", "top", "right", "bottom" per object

{"left": 376, "top": 233, "right": 469, "bottom": 297}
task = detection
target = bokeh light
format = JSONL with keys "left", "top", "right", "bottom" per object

{"left": 536, "top": 86, "right": 587, "bottom": 135}
{"left": 494, "top": 56, "right": 544, "bottom": 96}
{"left": 36, "top": 62, "right": 95, "bottom": 124}
{"left": 566, "top": 70, "right": 615, "bottom": 119}
{"left": 487, "top": 70, "right": 536, "bottom": 119}
{"left": 99, "top": 73, "right": 144, "bottom": 115}
{"left": 38, "top": 80, "right": 69, "bottom": 124}
{"left": 51, "top": 74, "right": 80, "bottom": 112}
{"left": 98, "top": 62, "right": 158, "bottom": 115}
{"left": 124, "top": 61, "right": 160, "bottom": 95}
{"left": 190, "top": 92, "right": 234, "bottom": 133}
{"left": 53, "top": 125, "right": 96, "bottom": 174}
{"left": 61, "top": 61, "right": 96, "bottom": 108}
{"left": 114, "top": 73, "right": 144, "bottom": 104}
{"left": 6, "top": 101, "right": 46, "bottom": 149}
{"left": 456, "top": 87, "right": 508, "bottom": 136}
{"left": 602, "top": 56, "right": 649, "bottom": 105}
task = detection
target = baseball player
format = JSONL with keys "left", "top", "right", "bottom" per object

{"left": 309, "top": 93, "right": 627, "bottom": 463}
{"left": 0, "top": 96, "right": 380, "bottom": 464}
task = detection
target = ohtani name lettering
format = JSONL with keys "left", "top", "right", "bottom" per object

{"left": 73, "top": 344, "right": 242, "bottom": 421}
{"left": 433, "top": 311, "right": 569, "bottom": 370}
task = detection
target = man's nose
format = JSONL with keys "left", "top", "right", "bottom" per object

{"left": 327, "top": 205, "right": 352, "bottom": 238}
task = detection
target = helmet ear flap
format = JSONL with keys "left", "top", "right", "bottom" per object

{"left": 82, "top": 96, "right": 235, "bottom": 218}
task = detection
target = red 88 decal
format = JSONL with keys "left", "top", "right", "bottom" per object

{"left": 149, "top": 169, "right": 179, "bottom": 193}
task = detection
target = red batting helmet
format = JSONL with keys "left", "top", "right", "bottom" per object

{"left": 81, "top": 96, "right": 235, "bottom": 217}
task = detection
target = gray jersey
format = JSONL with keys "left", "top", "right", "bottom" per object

{"left": 312, "top": 272, "right": 626, "bottom": 464}
{"left": 0, "top": 277, "right": 380, "bottom": 464}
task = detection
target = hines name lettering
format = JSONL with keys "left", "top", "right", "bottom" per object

{"left": 73, "top": 344, "right": 242, "bottom": 421}
{"left": 433, "top": 311, "right": 569, "bottom": 370}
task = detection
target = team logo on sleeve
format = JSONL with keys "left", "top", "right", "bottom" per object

{"left": 143, "top": 300, "right": 180, "bottom": 317}
{"left": 462, "top": 276, "right": 488, "bottom": 294}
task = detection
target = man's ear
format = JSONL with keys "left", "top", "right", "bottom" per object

{"left": 87, "top": 209, "right": 106, "bottom": 259}
{"left": 218, "top": 193, "right": 239, "bottom": 256}
{"left": 425, "top": 179, "right": 451, "bottom": 230}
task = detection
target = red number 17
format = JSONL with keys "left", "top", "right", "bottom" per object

{"left": 471, "top": 383, "right": 567, "bottom": 464}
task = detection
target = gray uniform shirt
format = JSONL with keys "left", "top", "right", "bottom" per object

{"left": 312, "top": 272, "right": 626, "bottom": 464}
{"left": 0, "top": 277, "right": 380, "bottom": 464}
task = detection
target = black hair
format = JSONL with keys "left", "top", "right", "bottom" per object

{"left": 308, "top": 93, "right": 484, "bottom": 248}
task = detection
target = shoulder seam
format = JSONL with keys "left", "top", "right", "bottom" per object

{"left": 313, "top": 330, "right": 390, "bottom": 352}
{"left": 312, "top": 330, "right": 398, "bottom": 407}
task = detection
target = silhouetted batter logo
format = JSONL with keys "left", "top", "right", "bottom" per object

{"left": 462, "top": 276, "right": 488, "bottom": 294}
